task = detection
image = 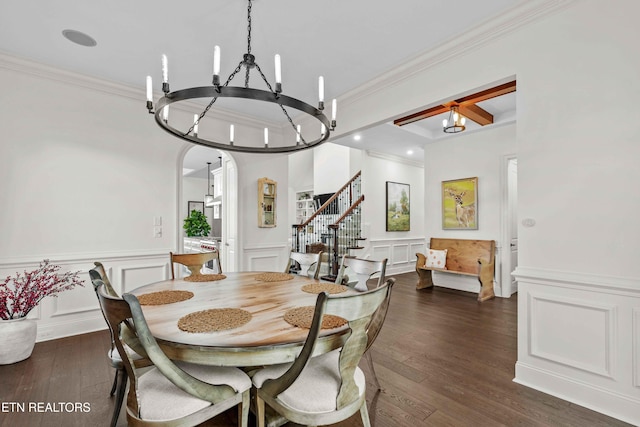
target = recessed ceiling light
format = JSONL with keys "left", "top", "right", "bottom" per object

{"left": 353, "top": 134, "right": 361, "bottom": 141}
{"left": 62, "top": 29, "right": 97, "bottom": 47}
{"left": 407, "top": 150, "right": 414, "bottom": 155}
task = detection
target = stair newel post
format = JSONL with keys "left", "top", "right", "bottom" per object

{"left": 329, "top": 224, "right": 340, "bottom": 278}
{"left": 292, "top": 225, "right": 297, "bottom": 252}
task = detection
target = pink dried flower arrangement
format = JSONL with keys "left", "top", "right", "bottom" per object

{"left": 0, "top": 260, "right": 84, "bottom": 320}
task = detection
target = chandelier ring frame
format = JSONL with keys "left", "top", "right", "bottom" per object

{"left": 154, "top": 86, "right": 331, "bottom": 153}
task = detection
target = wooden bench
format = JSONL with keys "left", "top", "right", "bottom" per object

{"left": 415, "top": 238, "right": 496, "bottom": 302}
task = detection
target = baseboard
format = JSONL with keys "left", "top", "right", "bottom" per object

{"left": 514, "top": 362, "right": 640, "bottom": 426}
{"left": 36, "top": 313, "right": 106, "bottom": 342}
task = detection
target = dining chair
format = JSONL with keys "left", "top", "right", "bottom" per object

{"left": 170, "top": 250, "right": 222, "bottom": 279}
{"left": 284, "top": 250, "right": 322, "bottom": 279}
{"left": 97, "top": 285, "right": 251, "bottom": 427}
{"left": 252, "top": 277, "right": 395, "bottom": 427}
{"left": 363, "top": 277, "right": 395, "bottom": 390}
{"left": 89, "top": 262, "right": 148, "bottom": 427}
{"left": 335, "top": 255, "right": 387, "bottom": 292}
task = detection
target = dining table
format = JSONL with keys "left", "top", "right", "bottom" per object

{"left": 128, "top": 271, "right": 356, "bottom": 367}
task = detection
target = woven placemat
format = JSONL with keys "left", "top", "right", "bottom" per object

{"left": 301, "top": 283, "right": 348, "bottom": 294}
{"left": 178, "top": 308, "right": 252, "bottom": 333}
{"left": 137, "top": 290, "right": 194, "bottom": 305}
{"left": 254, "top": 272, "right": 294, "bottom": 282}
{"left": 284, "top": 306, "right": 348, "bottom": 329}
{"left": 183, "top": 274, "right": 227, "bottom": 282}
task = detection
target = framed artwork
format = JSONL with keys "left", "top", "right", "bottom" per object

{"left": 187, "top": 201, "right": 205, "bottom": 215}
{"left": 442, "top": 177, "right": 478, "bottom": 230}
{"left": 385, "top": 181, "right": 410, "bottom": 231}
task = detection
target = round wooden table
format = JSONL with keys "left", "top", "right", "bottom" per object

{"left": 129, "top": 271, "right": 354, "bottom": 367}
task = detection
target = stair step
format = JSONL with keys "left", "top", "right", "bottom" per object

{"left": 347, "top": 246, "right": 365, "bottom": 250}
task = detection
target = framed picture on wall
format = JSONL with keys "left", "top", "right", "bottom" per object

{"left": 385, "top": 181, "right": 410, "bottom": 231}
{"left": 187, "top": 201, "right": 205, "bottom": 215}
{"left": 442, "top": 177, "right": 478, "bottom": 230}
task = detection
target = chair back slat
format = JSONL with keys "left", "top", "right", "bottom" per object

{"left": 335, "top": 256, "right": 387, "bottom": 291}
{"left": 285, "top": 250, "right": 322, "bottom": 279}
{"left": 170, "top": 250, "right": 222, "bottom": 279}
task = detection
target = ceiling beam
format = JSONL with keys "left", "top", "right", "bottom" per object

{"left": 393, "top": 105, "right": 449, "bottom": 127}
{"left": 458, "top": 104, "right": 493, "bottom": 126}
{"left": 393, "top": 80, "right": 516, "bottom": 127}
{"left": 454, "top": 80, "right": 516, "bottom": 106}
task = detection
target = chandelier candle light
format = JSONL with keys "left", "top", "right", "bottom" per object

{"left": 145, "top": 0, "right": 336, "bottom": 153}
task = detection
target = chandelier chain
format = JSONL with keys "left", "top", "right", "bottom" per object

{"left": 255, "top": 62, "right": 308, "bottom": 145}
{"left": 184, "top": 61, "right": 244, "bottom": 136}
{"left": 246, "top": 0, "right": 252, "bottom": 55}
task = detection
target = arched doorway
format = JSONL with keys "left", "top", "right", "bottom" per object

{"left": 177, "top": 145, "right": 239, "bottom": 272}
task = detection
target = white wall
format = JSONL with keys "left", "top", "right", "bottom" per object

{"left": 424, "top": 124, "right": 516, "bottom": 295}
{"left": 0, "top": 59, "right": 183, "bottom": 340}
{"left": 312, "top": 143, "right": 352, "bottom": 194}
{"left": 232, "top": 152, "right": 290, "bottom": 272}
{"left": 360, "top": 152, "right": 425, "bottom": 276}
{"left": 323, "top": 1, "right": 640, "bottom": 423}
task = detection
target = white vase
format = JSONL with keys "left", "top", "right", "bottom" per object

{"left": 0, "top": 317, "right": 37, "bottom": 364}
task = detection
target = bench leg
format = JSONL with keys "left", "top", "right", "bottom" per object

{"left": 415, "top": 253, "right": 434, "bottom": 290}
{"left": 477, "top": 258, "right": 495, "bottom": 302}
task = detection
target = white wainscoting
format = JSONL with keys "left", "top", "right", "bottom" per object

{"left": 367, "top": 237, "right": 425, "bottom": 276}
{"left": 243, "top": 243, "right": 290, "bottom": 272}
{"left": 513, "top": 267, "right": 640, "bottom": 426}
{"left": 0, "top": 251, "right": 171, "bottom": 342}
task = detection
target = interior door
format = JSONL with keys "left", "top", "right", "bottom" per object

{"left": 222, "top": 157, "right": 237, "bottom": 272}
{"left": 506, "top": 157, "right": 518, "bottom": 294}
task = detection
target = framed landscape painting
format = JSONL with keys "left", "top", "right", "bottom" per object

{"left": 442, "top": 177, "right": 478, "bottom": 230}
{"left": 386, "top": 181, "right": 410, "bottom": 231}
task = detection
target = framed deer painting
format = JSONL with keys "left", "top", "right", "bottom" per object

{"left": 442, "top": 177, "right": 478, "bottom": 230}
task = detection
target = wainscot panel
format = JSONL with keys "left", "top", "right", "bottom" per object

{"left": 0, "top": 252, "right": 172, "bottom": 342}
{"left": 369, "top": 237, "right": 425, "bottom": 276}
{"left": 244, "top": 243, "right": 289, "bottom": 272}
{"left": 514, "top": 267, "right": 640, "bottom": 426}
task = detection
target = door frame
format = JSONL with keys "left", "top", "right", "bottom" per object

{"left": 176, "top": 144, "right": 239, "bottom": 271}
{"left": 500, "top": 153, "right": 518, "bottom": 296}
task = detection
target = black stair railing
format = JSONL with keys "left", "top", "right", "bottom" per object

{"left": 291, "top": 171, "right": 364, "bottom": 279}
{"left": 326, "top": 195, "right": 365, "bottom": 279}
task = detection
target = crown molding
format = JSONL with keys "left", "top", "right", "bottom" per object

{"left": 338, "top": 0, "right": 577, "bottom": 109}
{"left": 0, "top": 51, "right": 279, "bottom": 130}
{"left": 366, "top": 150, "right": 424, "bottom": 168}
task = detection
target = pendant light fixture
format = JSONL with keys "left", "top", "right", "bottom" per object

{"left": 442, "top": 105, "right": 466, "bottom": 133}
{"left": 204, "top": 162, "right": 214, "bottom": 207}
{"left": 145, "top": 0, "right": 337, "bottom": 153}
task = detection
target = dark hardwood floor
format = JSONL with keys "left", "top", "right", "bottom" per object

{"left": 0, "top": 272, "right": 630, "bottom": 427}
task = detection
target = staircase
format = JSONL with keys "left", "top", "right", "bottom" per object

{"left": 291, "top": 171, "right": 365, "bottom": 280}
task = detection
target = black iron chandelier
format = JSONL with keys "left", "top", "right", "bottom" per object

{"left": 442, "top": 105, "right": 466, "bottom": 134}
{"left": 145, "top": 0, "right": 336, "bottom": 153}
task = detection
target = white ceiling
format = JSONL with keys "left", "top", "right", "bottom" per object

{"left": 0, "top": 0, "right": 520, "bottom": 164}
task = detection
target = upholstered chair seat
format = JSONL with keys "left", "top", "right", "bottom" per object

{"left": 252, "top": 350, "right": 365, "bottom": 414}
{"left": 137, "top": 361, "right": 251, "bottom": 422}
